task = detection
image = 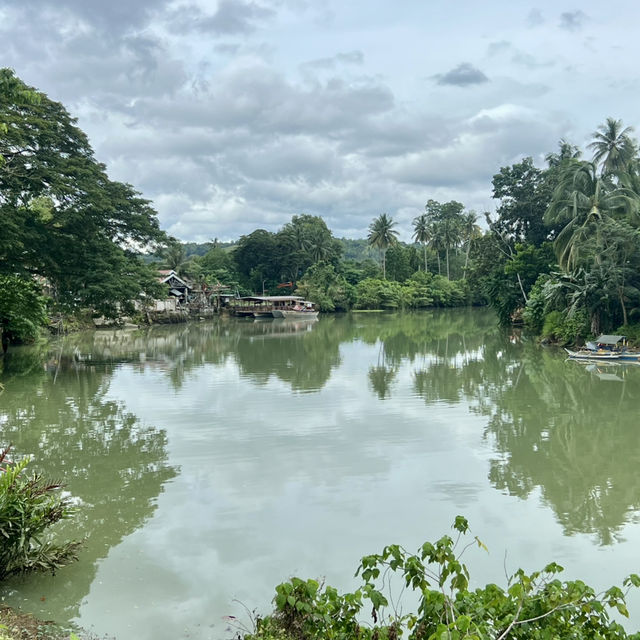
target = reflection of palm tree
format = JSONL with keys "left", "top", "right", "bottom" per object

{"left": 368, "top": 342, "right": 398, "bottom": 399}
{"left": 480, "top": 343, "right": 640, "bottom": 545}
{"left": 368, "top": 213, "right": 398, "bottom": 279}
{"left": 368, "top": 365, "right": 397, "bottom": 399}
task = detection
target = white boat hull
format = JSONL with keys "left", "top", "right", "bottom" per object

{"left": 565, "top": 348, "right": 620, "bottom": 361}
{"left": 279, "top": 310, "right": 319, "bottom": 319}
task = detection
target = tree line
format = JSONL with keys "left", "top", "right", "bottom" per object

{"left": 3, "top": 66, "right": 639, "bottom": 345}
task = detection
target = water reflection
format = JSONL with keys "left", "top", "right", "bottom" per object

{"left": 477, "top": 345, "right": 640, "bottom": 545}
{"left": 0, "top": 351, "right": 177, "bottom": 624}
{"left": 2, "top": 311, "right": 640, "bottom": 638}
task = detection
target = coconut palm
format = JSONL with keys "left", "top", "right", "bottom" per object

{"left": 461, "top": 212, "right": 481, "bottom": 278}
{"left": 433, "top": 205, "right": 463, "bottom": 280}
{"left": 307, "top": 228, "right": 332, "bottom": 263}
{"left": 161, "top": 241, "right": 187, "bottom": 275}
{"left": 367, "top": 213, "right": 398, "bottom": 279}
{"left": 545, "top": 138, "right": 581, "bottom": 168}
{"left": 544, "top": 160, "right": 637, "bottom": 272}
{"left": 588, "top": 118, "right": 637, "bottom": 177}
{"left": 412, "top": 213, "right": 431, "bottom": 272}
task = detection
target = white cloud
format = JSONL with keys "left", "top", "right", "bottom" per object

{"left": 2, "top": 0, "right": 640, "bottom": 240}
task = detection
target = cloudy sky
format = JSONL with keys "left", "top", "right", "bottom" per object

{"left": 2, "top": 0, "right": 639, "bottom": 241}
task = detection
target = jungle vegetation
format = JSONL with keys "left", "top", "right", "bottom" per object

{"left": 240, "top": 516, "right": 640, "bottom": 640}
{"left": 3, "top": 66, "right": 640, "bottom": 345}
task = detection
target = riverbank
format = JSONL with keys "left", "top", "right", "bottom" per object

{"left": 0, "top": 605, "right": 67, "bottom": 640}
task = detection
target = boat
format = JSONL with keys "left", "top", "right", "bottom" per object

{"left": 273, "top": 301, "right": 319, "bottom": 319}
{"left": 587, "top": 335, "right": 640, "bottom": 361}
{"left": 565, "top": 348, "right": 621, "bottom": 361}
{"left": 228, "top": 295, "right": 306, "bottom": 318}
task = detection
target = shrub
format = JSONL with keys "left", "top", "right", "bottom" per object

{"left": 0, "top": 446, "right": 81, "bottom": 580}
{"left": 242, "top": 517, "right": 640, "bottom": 640}
{"left": 541, "top": 310, "right": 589, "bottom": 344}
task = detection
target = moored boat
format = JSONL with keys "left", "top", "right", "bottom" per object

{"left": 565, "top": 348, "right": 621, "bottom": 361}
{"left": 276, "top": 301, "right": 318, "bottom": 318}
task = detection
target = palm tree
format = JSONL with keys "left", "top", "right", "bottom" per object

{"left": 461, "top": 212, "right": 481, "bottom": 278}
{"left": 545, "top": 138, "right": 581, "bottom": 168}
{"left": 308, "top": 228, "right": 332, "bottom": 263}
{"left": 544, "top": 160, "right": 637, "bottom": 272}
{"left": 412, "top": 214, "right": 430, "bottom": 272}
{"left": 588, "top": 118, "right": 637, "bottom": 177}
{"left": 368, "top": 213, "right": 398, "bottom": 279}
{"left": 434, "top": 211, "right": 461, "bottom": 280}
{"left": 161, "top": 242, "right": 187, "bottom": 275}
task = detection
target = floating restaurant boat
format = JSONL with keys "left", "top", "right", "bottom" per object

{"left": 272, "top": 301, "right": 318, "bottom": 319}
{"left": 228, "top": 296, "right": 315, "bottom": 318}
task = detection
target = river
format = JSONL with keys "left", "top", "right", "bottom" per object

{"left": 1, "top": 309, "right": 640, "bottom": 638}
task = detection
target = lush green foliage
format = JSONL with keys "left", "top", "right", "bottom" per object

{"left": 5, "top": 69, "right": 637, "bottom": 336}
{"left": 243, "top": 517, "right": 640, "bottom": 640}
{"left": 0, "top": 446, "right": 80, "bottom": 580}
{"left": 0, "top": 69, "right": 167, "bottom": 320}
{"left": 295, "top": 263, "right": 355, "bottom": 312}
{"left": 368, "top": 213, "right": 399, "bottom": 280}
{"left": 0, "top": 275, "right": 48, "bottom": 347}
{"left": 354, "top": 273, "right": 467, "bottom": 311}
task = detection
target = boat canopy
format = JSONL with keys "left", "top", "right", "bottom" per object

{"left": 594, "top": 335, "right": 626, "bottom": 345}
{"left": 238, "top": 296, "right": 304, "bottom": 302}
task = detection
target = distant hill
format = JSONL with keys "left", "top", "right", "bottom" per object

{"left": 338, "top": 238, "right": 376, "bottom": 262}
{"left": 183, "top": 241, "right": 236, "bottom": 258}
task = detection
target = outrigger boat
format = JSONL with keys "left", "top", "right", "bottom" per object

{"left": 565, "top": 348, "right": 621, "bottom": 361}
{"left": 592, "top": 335, "right": 640, "bottom": 361}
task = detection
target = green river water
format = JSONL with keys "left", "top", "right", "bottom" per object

{"left": 1, "top": 309, "right": 640, "bottom": 638}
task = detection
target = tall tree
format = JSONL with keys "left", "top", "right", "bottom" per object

{"left": 161, "top": 241, "right": 188, "bottom": 275}
{"left": 0, "top": 69, "right": 167, "bottom": 316}
{"left": 588, "top": 118, "right": 637, "bottom": 177}
{"left": 412, "top": 213, "right": 431, "bottom": 272}
{"left": 545, "top": 138, "right": 581, "bottom": 168}
{"left": 367, "top": 213, "right": 398, "bottom": 279}
{"left": 233, "top": 229, "right": 278, "bottom": 292}
{"left": 437, "top": 201, "right": 464, "bottom": 280}
{"left": 490, "top": 157, "right": 551, "bottom": 246}
{"left": 544, "top": 160, "right": 637, "bottom": 272}
{"left": 277, "top": 214, "right": 342, "bottom": 282}
{"left": 461, "top": 211, "right": 481, "bottom": 278}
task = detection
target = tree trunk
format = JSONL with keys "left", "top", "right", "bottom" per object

{"left": 1, "top": 323, "right": 8, "bottom": 355}
{"left": 516, "top": 272, "right": 528, "bottom": 304}
{"left": 382, "top": 248, "right": 386, "bottom": 280}
{"left": 463, "top": 243, "right": 471, "bottom": 280}
{"left": 446, "top": 247, "right": 450, "bottom": 280}
{"left": 437, "top": 253, "right": 441, "bottom": 276}
{"left": 591, "top": 311, "right": 600, "bottom": 337}
{"left": 619, "top": 288, "right": 628, "bottom": 326}
{"left": 423, "top": 244, "right": 428, "bottom": 272}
